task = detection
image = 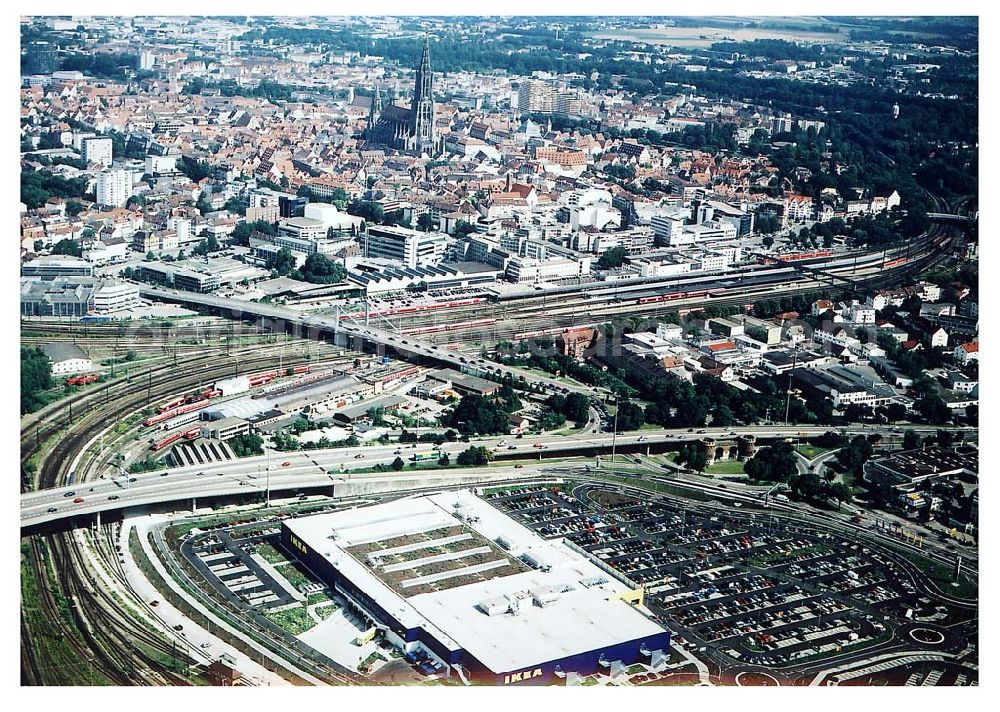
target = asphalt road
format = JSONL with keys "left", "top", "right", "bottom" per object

{"left": 21, "top": 424, "right": 969, "bottom": 527}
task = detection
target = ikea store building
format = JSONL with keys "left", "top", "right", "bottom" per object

{"left": 282, "top": 489, "right": 671, "bottom": 685}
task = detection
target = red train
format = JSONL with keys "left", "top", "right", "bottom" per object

{"left": 637, "top": 289, "right": 710, "bottom": 305}
{"left": 884, "top": 257, "right": 909, "bottom": 269}
{"left": 383, "top": 365, "right": 421, "bottom": 383}
{"left": 148, "top": 365, "right": 307, "bottom": 426}
{"left": 158, "top": 395, "right": 187, "bottom": 413}
{"left": 760, "top": 250, "right": 834, "bottom": 264}
{"left": 151, "top": 426, "right": 200, "bottom": 451}
{"left": 65, "top": 373, "right": 99, "bottom": 386}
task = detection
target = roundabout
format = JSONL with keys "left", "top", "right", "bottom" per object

{"left": 909, "top": 627, "right": 946, "bottom": 646}
{"left": 735, "top": 671, "right": 780, "bottom": 686}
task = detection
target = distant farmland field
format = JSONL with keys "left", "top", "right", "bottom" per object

{"left": 590, "top": 23, "right": 850, "bottom": 48}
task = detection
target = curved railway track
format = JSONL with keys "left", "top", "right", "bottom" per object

{"left": 21, "top": 336, "right": 336, "bottom": 485}
{"left": 31, "top": 350, "right": 329, "bottom": 492}
{"left": 22, "top": 533, "right": 195, "bottom": 686}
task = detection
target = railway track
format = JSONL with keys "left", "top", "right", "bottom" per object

{"left": 22, "top": 529, "right": 198, "bottom": 686}
{"left": 43, "top": 354, "right": 323, "bottom": 490}
{"left": 400, "top": 227, "right": 956, "bottom": 345}
{"left": 24, "top": 344, "right": 330, "bottom": 491}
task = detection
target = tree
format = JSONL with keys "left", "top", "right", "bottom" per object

{"left": 228, "top": 433, "right": 264, "bottom": 457}
{"left": 391, "top": 456, "right": 406, "bottom": 471}
{"left": 814, "top": 431, "right": 848, "bottom": 449}
{"left": 828, "top": 481, "right": 853, "bottom": 508}
{"left": 762, "top": 234, "right": 775, "bottom": 249}
{"left": 347, "top": 199, "right": 384, "bottom": 224}
{"left": 790, "top": 471, "right": 827, "bottom": 501}
{"left": 744, "top": 442, "right": 798, "bottom": 482}
{"left": 916, "top": 393, "right": 951, "bottom": 425}
{"left": 936, "top": 429, "right": 955, "bottom": 448}
{"left": 223, "top": 196, "right": 246, "bottom": 215}
{"left": 437, "top": 453, "right": 450, "bottom": 467}
{"left": 21, "top": 346, "right": 53, "bottom": 414}
{"left": 196, "top": 194, "right": 213, "bottom": 215}
{"left": 902, "top": 430, "right": 922, "bottom": 450}
{"left": 677, "top": 442, "right": 708, "bottom": 472}
{"left": 65, "top": 200, "right": 85, "bottom": 216}
{"left": 965, "top": 403, "right": 978, "bottom": 425}
{"left": 844, "top": 403, "right": 873, "bottom": 423}
{"left": 21, "top": 168, "right": 89, "bottom": 208}
{"left": 563, "top": 392, "right": 590, "bottom": 424}
{"left": 614, "top": 400, "right": 645, "bottom": 431}
{"left": 291, "top": 253, "right": 347, "bottom": 284}
{"left": 449, "top": 394, "right": 512, "bottom": 435}
{"left": 192, "top": 234, "right": 221, "bottom": 257}
{"left": 177, "top": 156, "right": 213, "bottom": 183}
{"left": 834, "top": 435, "right": 875, "bottom": 479}
{"left": 456, "top": 446, "right": 492, "bottom": 467}
{"left": 416, "top": 212, "right": 436, "bottom": 232}
{"left": 756, "top": 213, "right": 781, "bottom": 235}
{"left": 266, "top": 247, "right": 297, "bottom": 276}
{"left": 597, "top": 246, "right": 627, "bottom": 270}
{"left": 51, "top": 238, "right": 82, "bottom": 257}
{"left": 453, "top": 220, "right": 477, "bottom": 238}
{"left": 885, "top": 402, "right": 907, "bottom": 424}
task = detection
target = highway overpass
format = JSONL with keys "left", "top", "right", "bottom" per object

{"left": 139, "top": 286, "right": 590, "bottom": 396}
{"left": 21, "top": 424, "right": 967, "bottom": 528}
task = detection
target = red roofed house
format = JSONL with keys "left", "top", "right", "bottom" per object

{"left": 954, "top": 341, "right": 979, "bottom": 365}
{"left": 702, "top": 341, "right": 738, "bottom": 357}
{"left": 558, "top": 327, "right": 597, "bottom": 359}
{"left": 811, "top": 299, "right": 834, "bottom": 317}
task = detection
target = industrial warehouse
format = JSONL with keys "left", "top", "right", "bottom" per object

{"left": 282, "top": 490, "right": 672, "bottom": 685}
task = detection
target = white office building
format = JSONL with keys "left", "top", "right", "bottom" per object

{"left": 145, "top": 153, "right": 178, "bottom": 175}
{"left": 651, "top": 211, "right": 688, "bottom": 246}
{"left": 92, "top": 280, "right": 141, "bottom": 313}
{"left": 362, "top": 225, "right": 448, "bottom": 269}
{"left": 303, "top": 203, "right": 365, "bottom": 234}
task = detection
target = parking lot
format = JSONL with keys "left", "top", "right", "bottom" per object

{"left": 484, "top": 484, "right": 971, "bottom": 675}
{"left": 183, "top": 524, "right": 312, "bottom": 611}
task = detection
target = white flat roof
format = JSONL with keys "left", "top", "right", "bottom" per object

{"left": 283, "top": 490, "right": 668, "bottom": 674}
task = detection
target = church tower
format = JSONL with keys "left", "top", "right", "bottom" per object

{"left": 409, "top": 36, "right": 436, "bottom": 154}
{"left": 366, "top": 83, "right": 383, "bottom": 143}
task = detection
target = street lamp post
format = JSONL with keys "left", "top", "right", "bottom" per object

{"left": 611, "top": 396, "right": 619, "bottom": 463}
{"left": 784, "top": 345, "right": 798, "bottom": 426}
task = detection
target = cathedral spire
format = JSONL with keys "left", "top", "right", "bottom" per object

{"left": 410, "top": 35, "right": 436, "bottom": 154}
{"left": 366, "top": 83, "right": 383, "bottom": 142}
